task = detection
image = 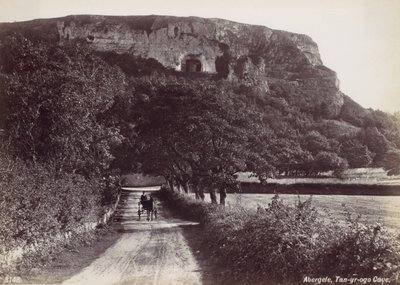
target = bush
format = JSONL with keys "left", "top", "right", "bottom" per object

{"left": 0, "top": 153, "right": 106, "bottom": 276}
{"left": 316, "top": 218, "right": 400, "bottom": 279}
{"left": 157, "top": 188, "right": 216, "bottom": 222}
{"left": 159, "top": 189, "right": 400, "bottom": 285}
{"left": 14, "top": 229, "right": 97, "bottom": 276}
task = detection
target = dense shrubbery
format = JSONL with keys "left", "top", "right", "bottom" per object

{"left": 159, "top": 189, "right": 400, "bottom": 285}
{"left": 0, "top": 34, "right": 124, "bottom": 276}
{"left": 0, "top": 151, "right": 109, "bottom": 276}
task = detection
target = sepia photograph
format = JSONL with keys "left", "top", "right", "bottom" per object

{"left": 0, "top": 0, "right": 399, "bottom": 284}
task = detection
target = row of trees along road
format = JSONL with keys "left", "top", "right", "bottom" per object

{"left": 111, "top": 74, "right": 400, "bottom": 205}
{"left": 111, "top": 78, "right": 274, "bottom": 205}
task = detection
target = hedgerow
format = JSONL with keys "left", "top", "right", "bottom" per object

{"left": 159, "top": 189, "right": 400, "bottom": 285}
{"left": 0, "top": 153, "right": 111, "bottom": 278}
{"left": 0, "top": 34, "right": 124, "bottom": 279}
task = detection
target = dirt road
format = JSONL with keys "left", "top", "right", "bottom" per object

{"left": 62, "top": 190, "right": 202, "bottom": 285}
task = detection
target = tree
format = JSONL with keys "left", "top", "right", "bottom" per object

{"left": 266, "top": 137, "right": 308, "bottom": 176}
{"left": 2, "top": 34, "right": 126, "bottom": 177}
{"left": 130, "top": 77, "right": 272, "bottom": 205}
{"left": 379, "top": 148, "right": 400, "bottom": 175}
{"left": 339, "top": 139, "right": 373, "bottom": 168}
{"left": 301, "top": 131, "right": 331, "bottom": 155}
{"left": 313, "top": 151, "right": 348, "bottom": 174}
{"left": 358, "top": 127, "right": 391, "bottom": 166}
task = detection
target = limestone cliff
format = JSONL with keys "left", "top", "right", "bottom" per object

{"left": 0, "top": 15, "right": 343, "bottom": 115}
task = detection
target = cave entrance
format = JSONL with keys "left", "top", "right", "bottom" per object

{"left": 185, "top": 59, "right": 202, "bottom": 72}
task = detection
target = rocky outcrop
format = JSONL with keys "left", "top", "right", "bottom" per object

{"left": 55, "top": 16, "right": 324, "bottom": 73}
{"left": 0, "top": 15, "right": 344, "bottom": 116}
{"left": 232, "top": 56, "right": 269, "bottom": 92}
{"left": 56, "top": 16, "right": 223, "bottom": 73}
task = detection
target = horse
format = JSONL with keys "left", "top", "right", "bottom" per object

{"left": 138, "top": 197, "right": 157, "bottom": 221}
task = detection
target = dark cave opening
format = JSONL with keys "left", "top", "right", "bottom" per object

{"left": 185, "top": 59, "right": 202, "bottom": 72}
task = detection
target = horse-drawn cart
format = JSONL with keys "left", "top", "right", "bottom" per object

{"left": 138, "top": 198, "right": 157, "bottom": 221}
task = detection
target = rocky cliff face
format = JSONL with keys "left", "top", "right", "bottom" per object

{"left": 56, "top": 16, "right": 323, "bottom": 71}
{"left": 0, "top": 15, "right": 343, "bottom": 116}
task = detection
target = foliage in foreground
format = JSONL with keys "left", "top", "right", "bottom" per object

{"left": 159, "top": 189, "right": 400, "bottom": 285}
{"left": 0, "top": 34, "right": 123, "bottom": 277}
{"left": 0, "top": 154, "right": 119, "bottom": 277}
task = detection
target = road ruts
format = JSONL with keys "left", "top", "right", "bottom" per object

{"left": 62, "top": 190, "right": 201, "bottom": 285}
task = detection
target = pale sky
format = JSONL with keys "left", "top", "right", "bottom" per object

{"left": 0, "top": 0, "right": 399, "bottom": 113}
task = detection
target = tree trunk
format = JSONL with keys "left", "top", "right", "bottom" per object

{"left": 168, "top": 179, "right": 174, "bottom": 191}
{"left": 220, "top": 188, "right": 227, "bottom": 206}
{"left": 199, "top": 187, "right": 205, "bottom": 201}
{"left": 210, "top": 189, "right": 217, "bottom": 204}
{"left": 182, "top": 181, "right": 189, "bottom": 194}
{"left": 194, "top": 184, "right": 200, "bottom": 199}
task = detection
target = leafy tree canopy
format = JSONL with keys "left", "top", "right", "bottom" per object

{"left": 1, "top": 34, "right": 127, "bottom": 177}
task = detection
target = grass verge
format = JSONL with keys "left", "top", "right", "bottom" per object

{"left": 17, "top": 225, "right": 121, "bottom": 284}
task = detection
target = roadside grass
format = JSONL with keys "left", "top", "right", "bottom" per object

{"left": 159, "top": 189, "right": 400, "bottom": 285}
{"left": 18, "top": 225, "right": 121, "bottom": 284}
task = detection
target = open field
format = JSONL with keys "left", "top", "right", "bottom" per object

{"left": 193, "top": 193, "right": 400, "bottom": 231}
{"left": 237, "top": 168, "right": 400, "bottom": 185}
